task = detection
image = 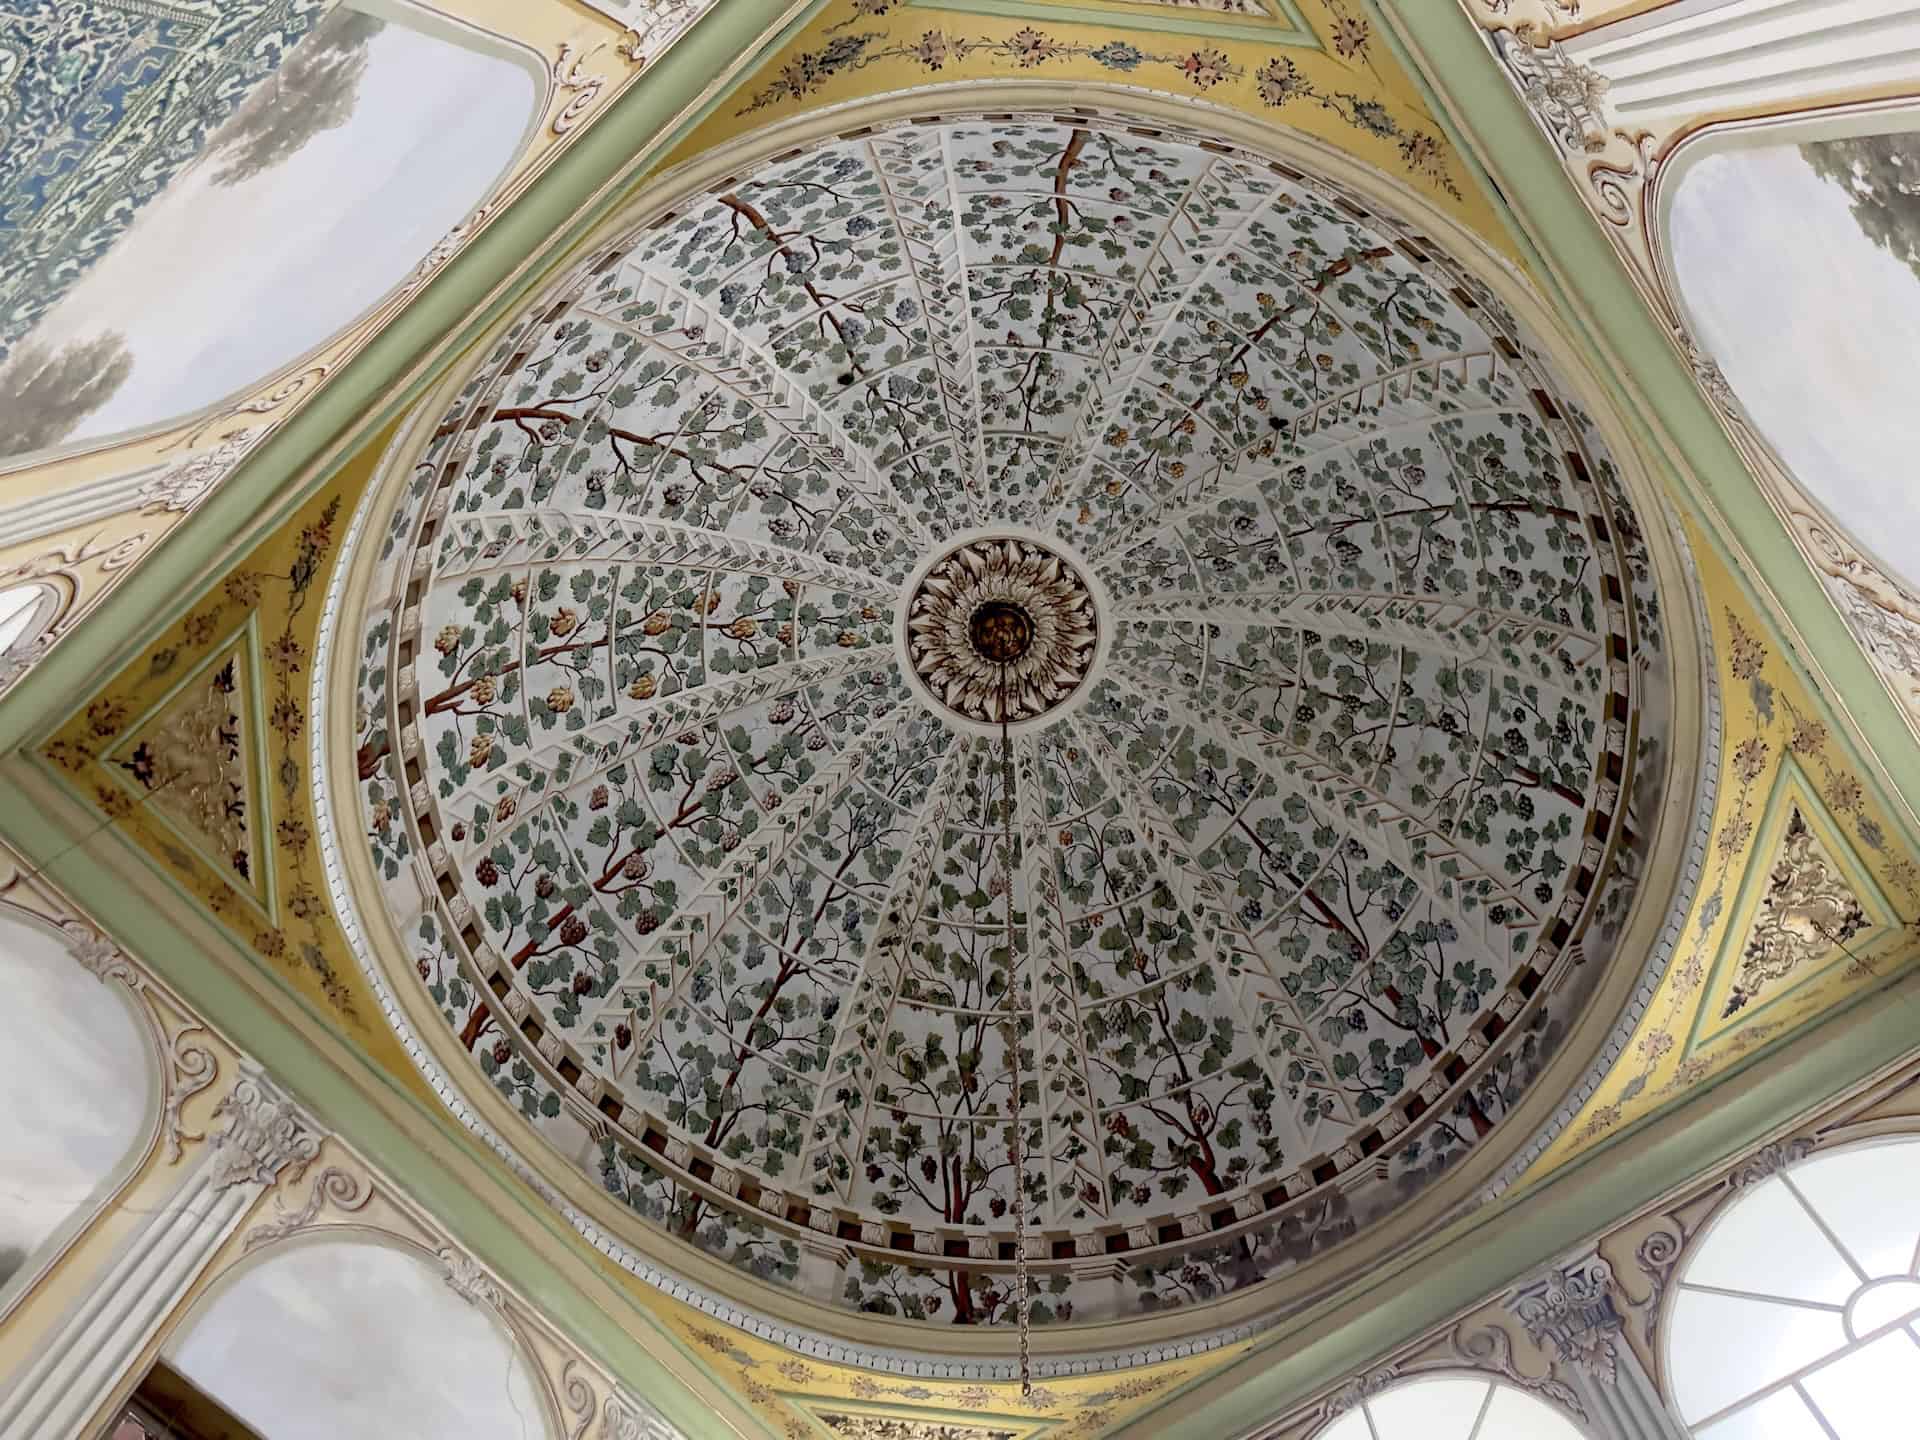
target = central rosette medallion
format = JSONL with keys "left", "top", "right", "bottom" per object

{"left": 903, "top": 535, "right": 1100, "bottom": 726}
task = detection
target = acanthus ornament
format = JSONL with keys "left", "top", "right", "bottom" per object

{"left": 207, "top": 1074, "right": 321, "bottom": 1192}
{"left": 1728, "top": 1136, "right": 1815, "bottom": 1192}
{"left": 136, "top": 429, "right": 266, "bottom": 515}
{"left": 439, "top": 1244, "right": 506, "bottom": 1313}
{"left": 1510, "top": 1255, "right": 1623, "bottom": 1384}
{"left": 1798, "top": 518, "right": 1920, "bottom": 680}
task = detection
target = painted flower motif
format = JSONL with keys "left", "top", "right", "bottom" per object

{"left": 1732, "top": 736, "right": 1769, "bottom": 784}
{"left": 269, "top": 695, "right": 303, "bottom": 739}
{"left": 1332, "top": 14, "right": 1370, "bottom": 57}
{"left": 224, "top": 573, "right": 263, "bottom": 606}
{"left": 435, "top": 624, "right": 464, "bottom": 656}
{"left": 183, "top": 610, "right": 218, "bottom": 646}
{"left": 1716, "top": 812, "right": 1755, "bottom": 859}
{"left": 1180, "top": 48, "right": 1231, "bottom": 89}
{"left": 277, "top": 816, "right": 311, "bottom": 854}
{"left": 1256, "top": 56, "right": 1305, "bottom": 107}
{"left": 1089, "top": 41, "right": 1144, "bottom": 71}
{"left": 912, "top": 30, "right": 949, "bottom": 70}
{"left": 255, "top": 929, "right": 287, "bottom": 958}
{"left": 547, "top": 685, "right": 575, "bottom": 714}
{"left": 85, "top": 699, "right": 127, "bottom": 738}
{"left": 550, "top": 607, "right": 579, "bottom": 638}
{"left": 1789, "top": 713, "right": 1828, "bottom": 755}
{"left": 268, "top": 633, "right": 307, "bottom": 677}
{"left": 1725, "top": 611, "right": 1767, "bottom": 680}
{"left": 1826, "top": 772, "right": 1864, "bottom": 814}
{"left": 1005, "top": 26, "right": 1057, "bottom": 67}
{"left": 628, "top": 673, "right": 657, "bottom": 700}
{"left": 1351, "top": 99, "right": 1395, "bottom": 138}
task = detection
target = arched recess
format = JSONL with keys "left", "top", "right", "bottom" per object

{"left": 0, "top": 907, "right": 160, "bottom": 1316}
{"left": 1317, "top": 1374, "right": 1590, "bottom": 1440}
{"left": 162, "top": 1235, "right": 555, "bottom": 1440}
{"left": 1664, "top": 1138, "right": 1920, "bottom": 1438}
{"left": 1656, "top": 102, "right": 1920, "bottom": 599}
{"left": 0, "top": 0, "right": 542, "bottom": 472}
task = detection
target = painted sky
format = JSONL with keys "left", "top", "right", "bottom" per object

{"left": 19, "top": 4, "right": 534, "bottom": 449}
{"left": 1668, "top": 138, "right": 1920, "bottom": 587}
{"left": 170, "top": 1242, "right": 542, "bottom": 1440}
{"left": 0, "top": 915, "right": 151, "bottom": 1270}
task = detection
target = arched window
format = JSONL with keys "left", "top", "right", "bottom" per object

{"left": 0, "top": 911, "right": 155, "bottom": 1298}
{"left": 1666, "top": 1139, "right": 1920, "bottom": 1437}
{"left": 1318, "top": 1375, "right": 1588, "bottom": 1440}
{"left": 0, "top": 0, "right": 538, "bottom": 466}
{"left": 1661, "top": 111, "right": 1920, "bottom": 594}
{"left": 165, "top": 1239, "right": 549, "bottom": 1440}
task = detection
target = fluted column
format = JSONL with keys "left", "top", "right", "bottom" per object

{"left": 0, "top": 1071, "right": 321, "bottom": 1440}
{"left": 1509, "top": 1252, "right": 1691, "bottom": 1440}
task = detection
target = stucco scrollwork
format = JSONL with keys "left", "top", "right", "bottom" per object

{"left": 243, "top": 1165, "right": 375, "bottom": 1251}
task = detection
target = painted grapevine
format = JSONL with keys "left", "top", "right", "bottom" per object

{"left": 338, "top": 117, "right": 1672, "bottom": 1329}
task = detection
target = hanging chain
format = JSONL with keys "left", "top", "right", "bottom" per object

{"left": 999, "top": 667, "right": 1032, "bottom": 1398}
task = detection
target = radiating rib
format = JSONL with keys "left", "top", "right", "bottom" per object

{"left": 1014, "top": 731, "right": 1111, "bottom": 1221}
{"left": 434, "top": 508, "right": 895, "bottom": 601}
{"left": 1113, "top": 589, "right": 1603, "bottom": 702}
{"left": 576, "top": 270, "right": 936, "bottom": 553}
{"left": 1065, "top": 715, "right": 1353, "bottom": 1160}
{"left": 1122, "top": 673, "right": 1546, "bottom": 963}
{"left": 871, "top": 129, "right": 990, "bottom": 532}
{"left": 1084, "top": 350, "right": 1509, "bottom": 564}
{"left": 793, "top": 736, "right": 973, "bottom": 1202}
{"left": 439, "top": 648, "right": 898, "bottom": 852}
{"left": 579, "top": 705, "right": 912, "bottom": 1045}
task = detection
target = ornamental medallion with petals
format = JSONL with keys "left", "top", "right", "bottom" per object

{"left": 904, "top": 535, "right": 1099, "bottom": 726}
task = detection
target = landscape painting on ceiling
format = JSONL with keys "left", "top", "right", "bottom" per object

{"left": 0, "top": 0, "right": 535, "bottom": 465}
{"left": 1665, "top": 121, "right": 1920, "bottom": 588}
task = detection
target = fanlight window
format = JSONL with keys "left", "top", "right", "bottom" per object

{"left": 1666, "top": 1140, "right": 1920, "bottom": 1437}
{"left": 0, "top": 0, "right": 536, "bottom": 464}
{"left": 0, "top": 911, "right": 153, "bottom": 1293}
{"left": 1318, "top": 1375, "right": 1587, "bottom": 1440}
{"left": 167, "top": 1240, "right": 544, "bottom": 1440}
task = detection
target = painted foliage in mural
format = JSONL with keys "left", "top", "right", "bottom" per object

{"left": 1665, "top": 123, "right": 1920, "bottom": 598}
{"left": 0, "top": 0, "right": 534, "bottom": 464}
{"left": 328, "top": 114, "right": 1681, "bottom": 1330}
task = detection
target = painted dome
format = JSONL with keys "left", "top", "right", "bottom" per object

{"left": 333, "top": 113, "right": 1678, "bottom": 1340}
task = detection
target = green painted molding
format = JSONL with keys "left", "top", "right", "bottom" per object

{"left": 1354, "top": 0, "right": 1920, "bottom": 834}
{"left": 0, "top": 760, "right": 771, "bottom": 1440}
{"left": 0, "top": 0, "right": 826, "bottom": 759}
{"left": 911, "top": 0, "right": 1320, "bottom": 45}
